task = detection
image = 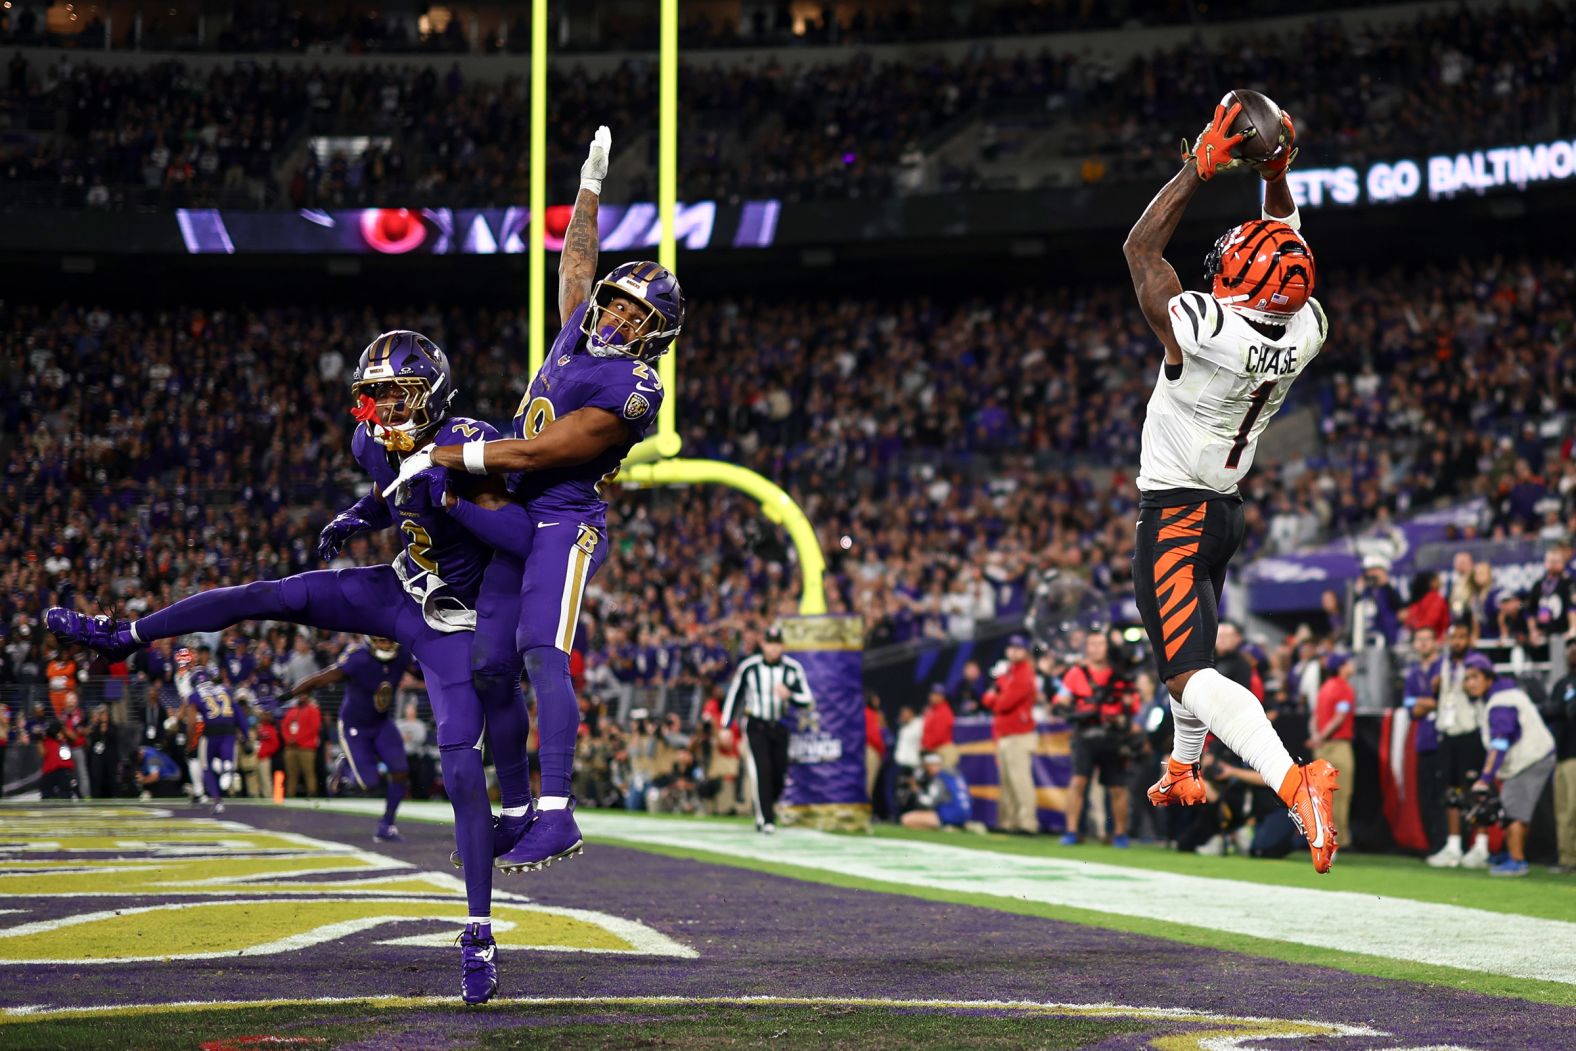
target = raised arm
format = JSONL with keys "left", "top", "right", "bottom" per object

{"left": 1122, "top": 165, "right": 1200, "bottom": 367}
{"left": 1124, "top": 98, "right": 1250, "bottom": 366}
{"left": 559, "top": 126, "right": 610, "bottom": 324}
{"left": 279, "top": 665, "right": 347, "bottom": 704}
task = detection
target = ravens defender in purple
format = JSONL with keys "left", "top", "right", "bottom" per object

{"left": 386, "top": 125, "right": 684, "bottom": 872}
{"left": 46, "top": 331, "right": 533, "bottom": 1005}
{"left": 175, "top": 646, "right": 247, "bottom": 816}
{"left": 281, "top": 635, "right": 415, "bottom": 842}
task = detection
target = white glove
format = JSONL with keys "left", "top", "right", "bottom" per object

{"left": 382, "top": 443, "right": 435, "bottom": 502}
{"left": 580, "top": 125, "right": 611, "bottom": 195}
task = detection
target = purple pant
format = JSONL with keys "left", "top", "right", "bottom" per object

{"left": 130, "top": 565, "right": 498, "bottom": 917}
{"left": 197, "top": 733, "right": 236, "bottom": 800}
{"left": 135, "top": 567, "right": 482, "bottom": 750}
{"left": 516, "top": 522, "right": 607, "bottom": 653}
{"left": 336, "top": 719, "right": 408, "bottom": 789}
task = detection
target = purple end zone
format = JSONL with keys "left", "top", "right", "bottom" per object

{"left": 5, "top": 805, "right": 1574, "bottom": 1050}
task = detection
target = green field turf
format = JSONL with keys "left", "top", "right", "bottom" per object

{"left": 0, "top": 1000, "right": 1139, "bottom": 1051}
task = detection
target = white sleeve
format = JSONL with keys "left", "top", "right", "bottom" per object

{"left": 1166, "top": 291, "right": 1224, "bottom": 357}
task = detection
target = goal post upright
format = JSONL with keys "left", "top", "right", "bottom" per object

{"left": 615, "top": 0, "right": 828, "bottom": 616}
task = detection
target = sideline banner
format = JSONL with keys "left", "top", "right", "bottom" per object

{"left": 953, "top": 715, "right": 1073, "bottom": 833}
{"left": 779, "top": 616, "right": 867, "bottom": 831}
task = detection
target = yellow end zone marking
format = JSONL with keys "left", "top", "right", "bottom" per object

{"left": 0, "top": 994, "right": 1476, "bottom": 1050}
{"left": 0, "top": 899, "right": 696, "bottom": 964}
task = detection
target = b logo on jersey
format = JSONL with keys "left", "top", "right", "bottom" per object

{"left": 623, "top": 393, "right": 650, "bottom": 420}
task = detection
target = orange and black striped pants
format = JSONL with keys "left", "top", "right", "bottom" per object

{"left": 1131, "top": 495, "right": 1246, "bottom": 683}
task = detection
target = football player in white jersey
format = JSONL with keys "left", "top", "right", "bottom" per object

{"left": 1122, "top": 97, "right": 1340, "bottom": 873}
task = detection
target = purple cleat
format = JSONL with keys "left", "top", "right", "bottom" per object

{"left": 449, "top": 810, "right": 534, "bottom": 868}
{"left": 374, "top": 821, "right": 402, "bottom": 843}
{"left": 457, "top": 923, "right": 498, "bottom": 1005}
{"left": 495, "top": 799, "right": 583, "bottom": 874}
{"left": 45, "top": 608, "right": 140, "bottom": 662}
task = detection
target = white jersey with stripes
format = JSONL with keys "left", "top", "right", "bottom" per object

{"left": 1138, "top": 290, "right": 1327, "bottom": 494}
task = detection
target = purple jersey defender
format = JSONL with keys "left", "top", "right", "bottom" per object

{"left": 337, "top": 643, "right": 415, "bottom": 726}
{"left": 353, "top": 417, "right": 499, "bottom": 619}
{"left": 509, "top": 300, "right": 665, "bottom": 530}
{"left": 335, "top": 642, "right": 416, "bottom": 793}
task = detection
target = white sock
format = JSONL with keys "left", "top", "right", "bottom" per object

{"left": 466, "top": 915, "right": 490, "bottom": 928}
{"left": 537, "top": 796, "right": 569, "bottom": 811}
{"left": 500, "top": 805, "right": 529, "bottom": 818}
{"left": 1179, "top": 667, "right": 1294, "bottom": 793}
{"left": 1471, "top": 833, "right": 1489, "bottom": 851}
{"left": 1169, "top": 698, "right": 1208, "bottom": 765}
{"left": 1445, "top": 834, "right": 1462, "bottom": 852}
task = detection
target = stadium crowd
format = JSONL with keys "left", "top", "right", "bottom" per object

{"left": 4, "top": 250, "right": 1575, "bottom": 859}
{"left": 6, "top": 1, "right": 1575, "bottom": 206}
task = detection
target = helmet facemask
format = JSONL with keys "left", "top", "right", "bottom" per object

{"left": 580, "top": 280, "right": 679, "bottom": 362}
{"left": 351, "top": 377, "right": 443, "bottom": 453}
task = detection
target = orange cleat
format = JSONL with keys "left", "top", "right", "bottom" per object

{"left": 1147, "top": 757, "right": 1207, "bottom": 806}
{"left": 1281, "top": 760, "right": 1340, "bottom": 874}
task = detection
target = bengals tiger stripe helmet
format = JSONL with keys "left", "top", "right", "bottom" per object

{"left": 1204, "top": 219, "right": 1315, "bottom": 322}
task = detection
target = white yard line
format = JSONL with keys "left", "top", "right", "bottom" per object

{"left": 245, "top": 800, "right": 1576, "bottom": 985}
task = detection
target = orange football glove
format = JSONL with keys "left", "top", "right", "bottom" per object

{"left": 1182, "top": 98, "right": 1247, "bottom": 181}
{"left": 1254, "top": 110, "right": 1299, "bottom": 182}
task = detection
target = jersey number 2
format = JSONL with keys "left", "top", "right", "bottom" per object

{"left": 1226, "top": 381, "right": 1277, "bottom": 469}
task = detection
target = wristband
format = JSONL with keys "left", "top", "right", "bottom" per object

{"left": 1263, "top": 201, "right": 1301, "bottom": 231}
{"left": 462, "top": 440, "right": 489, "bottom": 475}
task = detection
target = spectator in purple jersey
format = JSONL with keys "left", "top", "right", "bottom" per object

{"left": 280, "top": 635, "right": 415, "bottom": 842}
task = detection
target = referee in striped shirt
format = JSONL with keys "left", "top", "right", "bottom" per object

{"left": 721, "top": 626, "right": 815, "bottom": 834}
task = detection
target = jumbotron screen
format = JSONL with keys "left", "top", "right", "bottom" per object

{"left": 175, "top": 200, "right": 781, "bottom": 254}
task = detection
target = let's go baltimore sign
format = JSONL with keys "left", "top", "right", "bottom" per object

{"left": 1282, "top": 137, "right": 1576, "bottom": 209}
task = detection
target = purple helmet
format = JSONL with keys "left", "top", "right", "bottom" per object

{"left": 186, "top": 664, "right": 214, "bottom": 689}
{"left": 350, "top": 330, "right": 456, "bottom": 452}
{"left": 580, "top": 261, "right": 686, "bottom": 363}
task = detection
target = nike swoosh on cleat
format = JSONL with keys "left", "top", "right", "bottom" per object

{"left": 1307, "top": 790, "right": 1328, "bottom": 849}
{"left": 479, "top": 946, "right": 495, "bottom": 962}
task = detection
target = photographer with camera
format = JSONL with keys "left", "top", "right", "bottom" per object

{"left": 1462, "top": 653, "right": 1557, "bottom": 877}
{"left": 1054, "top": 631, "right": 1141, "bottom": 847}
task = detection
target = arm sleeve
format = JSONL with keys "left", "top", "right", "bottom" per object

{"left": 786, "top": 659, "right": 815, "bottom": 706}
{"left": 582, "top": 367, "right": 664, "bottom": 438}
{"left": 1487, "top": 704, "right": 1521, "bottom": 750}
{"left": 720, "top": 660, "right": 749, "bottom": 726}
{"left": 446, "top": 498, "right": 535, "bottom": 557}
{"left": 345, "top": 490, "right": 394, "bottom": 531}
{"left": 1166, "top": 291, "right": 1225, "bottom": 359}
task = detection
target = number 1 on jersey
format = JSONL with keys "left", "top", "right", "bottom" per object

{"left": 1226, "top": 381, "right": 1277, "bottom": 469}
